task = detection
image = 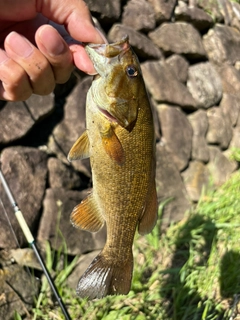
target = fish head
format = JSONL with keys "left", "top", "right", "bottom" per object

{"left": 86, "top": 36, "right": 142, "bottom": 129}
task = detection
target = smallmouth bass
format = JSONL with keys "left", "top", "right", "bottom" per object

{"left": 68, "top": 36, "right": 157, "bottom": 299}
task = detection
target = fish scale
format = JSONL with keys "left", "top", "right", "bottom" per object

{"left": 68, "top": 36, "right": 158, "bottom": 299}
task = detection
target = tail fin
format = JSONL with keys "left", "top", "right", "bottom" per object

{"left": 76, "top": 251, "right": 133, "bottom": 300}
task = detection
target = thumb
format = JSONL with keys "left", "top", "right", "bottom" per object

{"left": 36, "top": 0, "right": 105, "bottom": 44}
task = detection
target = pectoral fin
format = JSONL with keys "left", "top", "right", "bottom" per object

{"left": 68, "top": 131, "right": 90, "bottom": 162}
{"left": 138, "top": 182, "right": 158, "bottom": 235}
{"left": 100, "top": 123, "right": 125, "bottom": 165}
{"left": 71, "top": 194, "right": 105, "bottom": 233}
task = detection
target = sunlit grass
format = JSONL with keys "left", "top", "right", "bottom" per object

{"left": 15, "top": 169, "right": 240, "bottom": 319}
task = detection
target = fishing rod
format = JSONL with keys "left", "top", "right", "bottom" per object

{"left": 0, "top": 168, "right": 71, "bottom": 320}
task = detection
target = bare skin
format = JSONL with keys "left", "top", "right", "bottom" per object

{"left": 0, "top": 0, "right": 105, "bottom": 101}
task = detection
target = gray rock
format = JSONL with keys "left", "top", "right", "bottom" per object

{"left": 149, "top": 22, "right": 206, "bottom": 60}
{"left": 48, "top": 77, "right": 92, "bottom": 177}
{"left": 229, "top": 128, "right": 240, "bottom": 151}
{"left": 10, "top": 248, "right": 41, "bottom": 270}
{"left": 108, "top": 24, "right": 162, "bottom": 60}
{"left": 0, "top": 94, "right": 54, "bottom": 145}
{"left": 147, "top": 0, "right": 177, "bottom": 22}
{"left": 197, "top": 0, "right": 223, "bottom": 22}
{"left": 187, "top": 62, "right": 223, "bottom": 109}
{"left": 206, "top": 107, "right": 233, "bottom": 149}
{"left": 229, "top": 115, "right": 240, "bottom": 150}
{"left": 0, "top": 101, "right": 34, "bottom": 144}
{"left": 166, "top": 54, "right": 189, "bottom": 83}
{"left": 222, "top": 149, "right": 239, "bottom": 172}
{"left": 156, "top": 104, "right": 193, "bottom": 171}
{"left": 231, "top": 1, "right": 240, "bottom": 31}
{"left": 188, "top": 110, "right": 209, "bottom": 162}
{"left": 207, "top": 146, "right": 236, "bottom": 186}
{"left": 175, "top": 1, "right": 214, "bottom": 31}
{"left": 181, "top": 161, "right": 210, "bottom": 202}
{"left": 216, "top": 0, "right": 240, "bottom": 28}
{"left": 150, "top": 98, "right": 162, "bottom": 142}
{"left": 0, "top": 250, "right": 12, "bottom": 267}
{"left": 188, "top": 109, "right": 208, "bottom": 136}
{"left": 220, "top": 93, "right": 240, "bottom": 127}
{"left": 203, "top": 24, "right": 240, "bottom": 65}
{"left": 216, "top": 64, "right": 240, "bottom": 98}
{"left": 191, "top": 135, "right": 210, "bottom": 163}
{"left": 37, "top": 188, "right": 106, "bottom": 255}
{"left": 155, "top": 142, "right": 191, "bottom": 226}
{"left": 25, "top": 93, "right": 54, "bottom": 122}
{"left": 84, "top": 0, "right": 121, "bottom": 22}
{"left": 0, "top": 147, "right": 48, "bottom": 248}
{"left": 48, "top": 157, "right": 84, "bottom": 190}
{"left": 122, "top": 0, "right": 156, "bottom": 32}
{"left": 234, "top": 61, "right": 240, "bottom": 71}
{"left": 218, "top": 0, "right": 235, "bottom": 26}
{"left": 0, "top": 264, "right": 39, "bottom": 320}
{"left": 141, "top": 60, "right": 196, "bottom": 110}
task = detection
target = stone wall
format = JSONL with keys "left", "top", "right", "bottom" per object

{"left": 1, "top": 0, "right": 240, "bottom": 251}
{"left": 1, "top": 0, "right": 240, "bottom": 249}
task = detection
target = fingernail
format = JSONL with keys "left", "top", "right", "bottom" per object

{"left": 6, "top": 32, "right": 33, "bottom": 58}
{"left": 95, "top": 27, "right": 108, "bottom": 44}
{"left": 38, "top": 25, "right": 65, "bottom": 56}
{"left": 0, "top": 49, "right": 9, "bottom": 64}
{"left": 88, "top": 70, "right": 98, "bottom": 76}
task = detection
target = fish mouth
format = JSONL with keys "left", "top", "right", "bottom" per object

{"left": 85, "top": 38, "right": 130, "bottom": 80}
{"left": 86, "top": 36, "right": 130, "bottom": 58}
{"left": 98, "top": 106, "right": 118, "bottom": 123}
{"left": 98, "top": 106, "right": 131, "bottom": 128}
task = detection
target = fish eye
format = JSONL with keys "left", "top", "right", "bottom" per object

{"left": 126, "top": 65, "right": 138, "bottom": 77}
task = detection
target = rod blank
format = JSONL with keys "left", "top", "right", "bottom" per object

{"left": 0, "top": 168, "right": 71, "bottom": 320}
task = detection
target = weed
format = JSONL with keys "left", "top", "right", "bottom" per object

{"left": 20, "top": 170, "right": 240, "bottom": 319}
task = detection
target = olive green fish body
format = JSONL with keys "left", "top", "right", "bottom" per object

{"left": 68, "top": 37, "right": 157, "bottom": 299}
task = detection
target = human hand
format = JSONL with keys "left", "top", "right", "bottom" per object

{"left": 0, "top": 0, "right": 105, "bottom": 101}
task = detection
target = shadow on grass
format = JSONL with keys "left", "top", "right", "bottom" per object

{"left": 219, "top": 250, "right": 240, "bottom": 319}
{"left": 220, "top": 250, "right": 240, "bottom": 298}
{"left": 159, "top": 213, "right": 226, "bottom": 320}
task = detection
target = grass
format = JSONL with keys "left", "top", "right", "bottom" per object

{"left": 14, "top": 169, "right": 240, "bottom": 320}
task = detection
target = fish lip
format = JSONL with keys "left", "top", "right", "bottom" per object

{"left": 85, "top": 44, "right": 106, "bottom": 56}
{"left": 86, "top": 35, "right": 130, "bottom": 58}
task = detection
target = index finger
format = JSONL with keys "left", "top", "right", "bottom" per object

{"left": 0, "top": 0, "right": 104, "bottom": 44}
{"left": 38, "top": 0, "right": 104, "bottom": 44}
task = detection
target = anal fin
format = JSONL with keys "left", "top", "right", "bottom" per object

{"left": 68, "top": 130, "right": 90, "bottom": 162}
{"left": 138, "top": 181, "right": 158, "bottom": 235}
{"left": 70, "top": 194, "right": 104, "bottom": 233}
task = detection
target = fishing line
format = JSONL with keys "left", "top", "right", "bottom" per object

{"left": 0, "top": 196, "right": 20, "bottom": 248}
{"left": 0, "top": 168, "right": 71, "bottom": 320}
{"left": 0, "top": 190, "right": 39, "bottom": 296}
